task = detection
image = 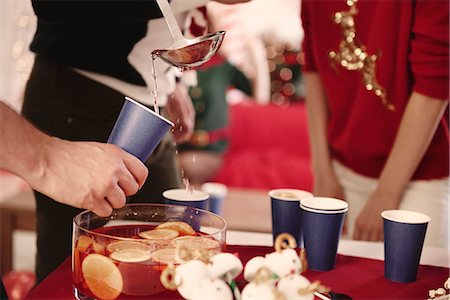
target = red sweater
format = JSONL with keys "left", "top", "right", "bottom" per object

{"left": 302, "top": 0, "right": 449, "bottom": 180}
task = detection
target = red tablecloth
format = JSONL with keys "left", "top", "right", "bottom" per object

{"left": 24, "top": 245, "right": 448, "bottom": 300}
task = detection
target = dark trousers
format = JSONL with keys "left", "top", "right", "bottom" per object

{"left": 22, "top": 55, "right": 182, "bottom": 283}
{"left": 0, "top": 278, "right": 8, "bottom": 300}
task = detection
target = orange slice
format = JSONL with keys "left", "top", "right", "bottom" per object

{"left": 138, "top": 228, "right": 179, "bottom": 240}
{"left": 73, "top": 248, "right": 82, "bottom": 285}
{"left": 151, "top": 248, "right": 177, "bottom": 265}
{"left": 171, "top": 235, "right": 198, "bottom": 247}
{"left": 107, "top": 241, "right": 152, "bottom": 263}
{"left": 181, "top": 236, "right": 221, "bottom": 251}
{"left": 77, "top": 235, "right": 94, "bottom": 253}
{"left": 82, "top": 254, "right": 123, "bottom": 300}
{"left": 156, "top": 221, "right": 196, "bottom": 236}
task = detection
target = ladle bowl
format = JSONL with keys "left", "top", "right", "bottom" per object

{"left": 154, "top": 0, "right": 225, "bottom": 69}
{"left": 152, "top": 31, "right": 225, "bottom": 69}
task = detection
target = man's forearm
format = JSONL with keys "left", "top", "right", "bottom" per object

{"left": 0, "top": 101, "right": 48, "bottom": 178}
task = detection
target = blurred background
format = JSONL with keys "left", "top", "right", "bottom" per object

{"left": 0, "top": 1, "right": 310, "bottom": 299}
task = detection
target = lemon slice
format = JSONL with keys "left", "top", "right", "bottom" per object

{"left": 151, "top": 248, "right": 177, "bottom": 264}
{"left": 156, "top": 221, "right": 196, "bottom": 236}
{"left": 107, "top": 241, "right": 152, "bottom": 263}
{"left": 171, "top": 235, "right": 198, "bottom": 247}
{"left": 138, "top": 228, "right": 179, "bottom": 240}
{"left": 82, "top": 253, "right": 123, "bottom": 300}
{"left": 182, "top": 236, "right": 221, "bottom": 251}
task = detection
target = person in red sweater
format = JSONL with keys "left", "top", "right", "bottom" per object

{"left": 301, "top": 0, "right": 449, "bottom": 247}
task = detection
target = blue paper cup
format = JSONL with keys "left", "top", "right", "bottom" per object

{"left": 382, "top": 210, "right": 430, "bottom": 283}
{"left": 107, "top": 97, "right": 174, "bottom": 162}
{"left": 201, "top": 182, "right": 228, "bottom": 216}
{"left": 269, "top": 189, "right": 313, "bottom": 246}
{"left": 162, "top": 188, "right": 209, "bottom": 210}
{"left": 300, "top": 197, "right": 348, "bottom": 271}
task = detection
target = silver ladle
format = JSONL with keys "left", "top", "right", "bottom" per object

{"left": 153, "top": 0, "right": 225, "bottom": 70}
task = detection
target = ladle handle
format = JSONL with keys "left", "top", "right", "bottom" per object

{"left": 156, "top": 0, "right": 185, "bottom": 42}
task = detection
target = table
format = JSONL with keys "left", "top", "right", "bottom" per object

{"left": 24, "top": 231, "right": 449, "bottom": 300}
{"left": 0, "top": 190, "right": 35, "bottom": 276}
{"left": 227, "top": 231, "right": 450, "bottom": 268}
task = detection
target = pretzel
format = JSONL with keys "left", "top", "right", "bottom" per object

{"left": 274, "top": 233, "right": 297, "bottom": 252}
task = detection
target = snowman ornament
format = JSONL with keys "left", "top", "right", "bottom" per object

{"left": 161, "top": 245, "right": 242, "bottom": 300}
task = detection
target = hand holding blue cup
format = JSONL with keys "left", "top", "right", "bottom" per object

{"left": 300, "top": 197, "right": 348, "bottom": 271}
{"left": 382, "top": 209, "right": 430, "bottom": 283}
{"left": 269, "top": 188, "right": 313, "bottom": 247}
{"left": 107, "top": 97, "right": 174, "bottom": 162}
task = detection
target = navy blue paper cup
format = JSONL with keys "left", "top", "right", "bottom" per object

{"left": 201, "top": 182, "right": 228, "bottom": 216}
{"left": 269, "top": 189, "right": 313, "bottom": 246}
{"left": 163, "top": 189, "right": 209, "bottom": 210}
{"left": 107, "top": 97, "right": 174, "bottom": 162}
{"left": 300, "top": 197, "right": 348, "bottom": 271}
{"left": 382, "top": 210, "right": 430, "bottom": 283}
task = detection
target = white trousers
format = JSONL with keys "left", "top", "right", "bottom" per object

{"left": 334, "top": 161, "right": 449, "bottom": 248}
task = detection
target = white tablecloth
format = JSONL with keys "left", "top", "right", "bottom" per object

{"left": 226, "top": 230, "right": 450, "bottom": 268}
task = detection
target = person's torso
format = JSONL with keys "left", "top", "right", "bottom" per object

{"left": 302, "top": 0, "right": 449, "bottom": 180}
{"left": 30, "top": 0, "right": 162, "bottom": 86}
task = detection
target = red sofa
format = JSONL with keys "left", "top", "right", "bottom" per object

{"left": 212, "top": 100, "right": 313, "bottom": 192}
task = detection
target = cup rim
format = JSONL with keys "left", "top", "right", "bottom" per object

{"left": 163, "top": 188, "right": 209, "bottom": 201}
{"left": 381, "top": 209, "right": 431, "bottom": 224}
{"left": 268, "top": 188, "right": 313, "bottom": 201}
{"left": 300, "top": 197, "right": 348, "bottom": 211}
{"left": 300, "top": 204, "right": 348, "bottom": 214}
{"left": 125, "top": 96, "right": 174, "bottom": 127}
{"left": 201, "top": 182, "right": 228, "bottom": 197}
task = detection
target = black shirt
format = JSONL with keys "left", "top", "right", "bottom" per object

{"left": 30, "top": 0, "right": 163, "bottom": 85}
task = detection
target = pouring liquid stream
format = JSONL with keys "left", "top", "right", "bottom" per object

{"left": 151, "top": 54, "right": 160, "bottom": 115}
{"left": 151, "top": 53, "right": 194, "bottom": 195}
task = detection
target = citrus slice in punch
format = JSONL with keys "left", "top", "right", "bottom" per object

{"left": 138, "top": 228, "right": 179, "bottom": 240}
{"left": 106, "top": 241, "right": 152, "bottom": 263}
{"left": 77, "top": 235, "right": 94, "bottom": 253}
{"left": 181, "top": 236, "right": 220, "bottom": 251}
{"left": 82, "top": 253, "right": 123, "bottom": 300}
{"left": 156, "top": 221, "right": 196, "bottom": 236}
{"left": 151, "top": 248, "right": 177, "bottom": 265}
{"left": 171, "top": 235, "right": 198, "bottom": 247}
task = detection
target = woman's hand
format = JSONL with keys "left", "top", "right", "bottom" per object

{"left": 353, "top": 189, "right": 400, "bottom": 242}
{"left": 313, "top": 170, "right": 348, "bottom": 235}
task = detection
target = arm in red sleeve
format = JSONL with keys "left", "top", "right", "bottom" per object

{"left": 301, "top": 0, "right": 318, "bottom": 72}
{"left": 410, "top": 0, "right": 449, "bottom": 100}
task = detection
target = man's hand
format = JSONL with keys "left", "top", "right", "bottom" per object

{"left": 0, "top": 101, "right": 148, "bottom": 217}
{"left": 165, "top": 82, "right": 195, "bottom": 144}
{"left": 27, "top": 138, "right": 148, "bottom": 217}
